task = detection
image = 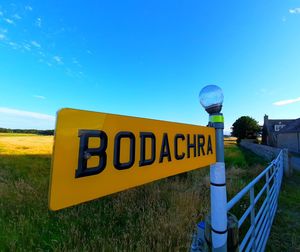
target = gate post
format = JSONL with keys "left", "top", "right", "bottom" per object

{"left": 199, "top": 85, "right": 227, "bottom": 251}
{"left": 282, "top": 148, "right": 291, "bottom": 177}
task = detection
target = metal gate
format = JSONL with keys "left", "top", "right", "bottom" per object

{"left": 227, "top": 150, "right": 284, "bottom": 251}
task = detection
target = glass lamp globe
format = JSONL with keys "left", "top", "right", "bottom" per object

{"left": 199, "top": 85, "right": 224, "bottom": 114}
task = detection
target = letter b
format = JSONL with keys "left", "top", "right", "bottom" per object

{"left": 75, "top": 130, "right": 108, "bottom": 178}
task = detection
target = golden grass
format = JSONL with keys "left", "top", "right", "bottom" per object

{"left": 224, "top": 138, "right": 237, "bottom": 146}
{"left": 0, "top": 134, "right": 53, "bottom": 155}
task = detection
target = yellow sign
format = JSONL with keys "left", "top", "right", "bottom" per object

{"left": 49, "top": 108, "right": 216, "bottom": 210}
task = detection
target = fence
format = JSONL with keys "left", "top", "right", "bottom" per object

{"left": 191, "top": 150, "right": 284, "bottom": 251}
{"left": 227, "top": 150, "right": 284, "bottom": 251}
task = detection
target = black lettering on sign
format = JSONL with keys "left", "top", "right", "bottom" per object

{"left": 207, "top": 135, "right": 213, "bottom": 155}
{"left": 139, "top": 132, "right": 156, "bottom": 167}
{"left": 159, "top": 133, "right": 171, "bottom": 163}
{"left": 114, "top": 131, "right": 135, "bottom": 170}
{"left": 75, "top": 130, "right": 108, "bottom": 178}
{"left": 197, "top": 134, "right": 205, "bottom": 156}
{"left": 174, "top": 134, "right": 185, "bottom": 160}
{"left": 187, "top": 134, "right": 196, "bottom": 158}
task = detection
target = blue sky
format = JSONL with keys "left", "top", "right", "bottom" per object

{"left": 0, "top": 1, "right": 300, "bottom": 133}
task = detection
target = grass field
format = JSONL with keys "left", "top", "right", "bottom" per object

{"left": 267, "top": 172, "right": 300, "bottom": 251}
{"left": 0, "top": 134, "right": 53, "bottom": 155}
{"left": 0, "top": 134, "right": 299, "bottom": 250}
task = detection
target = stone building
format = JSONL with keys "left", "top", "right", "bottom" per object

{"left": 262, "top": 115, "right": 300, "bottom": 153}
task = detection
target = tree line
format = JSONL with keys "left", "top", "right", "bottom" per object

{"left": 0, "top": 127, "right": 54, "bottom": 135}
{"left": 0, "top": 116, "right": 261, "bottom": 139}
{"left": 231, "top": 116, "right": 261, "bottom": 143}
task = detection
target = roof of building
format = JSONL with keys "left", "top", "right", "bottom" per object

{"left": 278, "top": 118, "right": 300, "bottom": 133}
{"left": 265, "top": 119, "right": 295, "bottom": 134}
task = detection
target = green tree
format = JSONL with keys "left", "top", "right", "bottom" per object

{"left": 231, "top": 116, "right": 260, "bottom": 142}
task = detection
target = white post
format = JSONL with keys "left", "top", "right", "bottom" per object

{"left": 199, "top": 85, "right": 228, "bottom": 251}
{"left": 209, "top": 114, "right": 227, "bottom": 251}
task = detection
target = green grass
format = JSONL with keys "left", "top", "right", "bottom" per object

{"left": 0, "top": 135, "right": 298, "bottom": 250}
{"left": 267, "top": 171, "right": 300, "bottom": 251}
{"left": 0, "top": 154, "right": 212, "bottom": 251}
{"left": 225, "top": 141, "right": 268, "bottom": 169}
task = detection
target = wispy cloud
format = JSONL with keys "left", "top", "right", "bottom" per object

{"left": 13, "top": 14, "right": 21, "bottom": 20}
{"left": 0, "top": 3, "right": 85, "bottom": 80}
{"left": 5, "top": 18, "right": 14, "bottom": 24}
{"left": 25, "top": 5, "right": 33, "bottom": 11}
{"left": 72, "top": 58, "right": 79, "bottom": 64}
{"left": 8, "top": 41, "right": 19, "bottom": 49}
{"left": 31, "top": 40, "right": 41, "bottom": 48}
{"left": 33, "top": 95, "right": 46, "bottom": 100}
{"left": 72, "top": 57, "right": 82, "bottom": 67}
{"left": 35, "top": 17, "right": 42, "bottom": 27}
{"left": 0, "top": 107, "right": 55, "bottom": 121}
{"left": 38, "top": 51, "right": 45, "bottom": 57}
{"left": 289, "top": 8, "right": 300, "bottom": 14}
{"left": 0, "top": 28, "right": 8, "bottom": 33}
{"left": 23, "top": 43, "right": 31, "bottom": 51}
{"left": 273, "top": 97, "right": 300, "bottom": 106}
{"left": 53, "top": 55, "right": 63, "bottom": 64}
{"left": 257, "top": 88, "right": 276, "bottom": 96}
